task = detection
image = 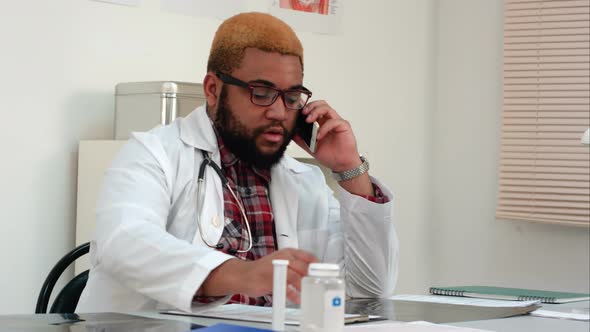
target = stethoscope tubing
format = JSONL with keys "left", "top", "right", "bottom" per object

{"left": 196, "top": 150, "right": 253, "bottom": 254}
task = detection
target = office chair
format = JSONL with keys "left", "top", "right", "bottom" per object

{"left": 35, "top": 242, "right": 90, "bottom": 313}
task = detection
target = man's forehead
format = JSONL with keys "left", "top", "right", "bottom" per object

{"left": 236, "top": 48, "right": 303, "bottom": 82}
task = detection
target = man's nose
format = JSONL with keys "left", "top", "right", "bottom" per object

{"left": 265, "top": 94, "right": 288, "bottom": 121}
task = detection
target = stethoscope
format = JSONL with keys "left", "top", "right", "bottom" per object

{"left": 196, "top": 150, "right": 253, "bottom": 255}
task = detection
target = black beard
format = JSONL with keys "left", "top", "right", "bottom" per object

{"left": 213, "top": 87, "right": 294, "bottom": 169}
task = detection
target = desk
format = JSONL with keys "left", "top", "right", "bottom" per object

{"left": 1, "top": 300, "right": 588, "bottom": 331}
{"left": 137, "top": 299, "right": 589, "bottom": 332}
{"left": 140, "top": 299, "right": 590, "bottom": 332}
{"left": 450, "top": 301, "right": 590, "bottom": 332}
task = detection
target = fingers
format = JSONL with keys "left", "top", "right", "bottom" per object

{"left": 284, "top": 248, "right": 318, "bottom": 277}
{"left": 266, "top": 248, "right": 317, "bottom": 303}
{"left": 288, "top": 257, "right": 310, "bottom": 277}
{"left": 289, "top": 249, "right": 319, "bottom": 264}
{"left": 284, "top": 249, "right": 317, "bottom": 285}
{"left": 302, "top": 100, "right": 340, "bottom": 124}
{"left": 286, "top": 284, "right": 301, "bottom": 304}
{"left": 287, "top": 269, "right": 303, "bottom": 293}
{"left": 280, "top": 249, "right": 317, "bottom": 292}
{"left": 316, "top": 118, "right": 351, "bottom": 140}
{"left": 301, "top": 101, "right": 351, "bottom": 141}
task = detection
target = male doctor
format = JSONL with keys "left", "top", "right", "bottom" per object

{"left": 77, "top": 12, "right": 398, "bottom": 313}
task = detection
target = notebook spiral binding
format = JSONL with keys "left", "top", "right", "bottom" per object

{"left": 429, "top": 287, "right": 560, "bottom": 303}
{"left": 429, "top": 288, "right": 465, "bottom": 297}
{"left": 517, "top": 295, "right": 557, "bottom": 303}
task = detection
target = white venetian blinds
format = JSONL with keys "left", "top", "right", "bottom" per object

{"left": 497, "top": 0, "right": 590, "bottom": 226}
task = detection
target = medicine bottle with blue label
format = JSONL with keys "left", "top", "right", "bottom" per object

{"left": 300, "top": 263, "right": 345, "bottom": 332}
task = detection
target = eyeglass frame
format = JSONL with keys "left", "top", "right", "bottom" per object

{"left": 216, "top": 71, "right": 312, "bottom": 111}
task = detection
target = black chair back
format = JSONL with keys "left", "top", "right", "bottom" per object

{"left": 35, "top": 242, "right": 90, "bottom": 313}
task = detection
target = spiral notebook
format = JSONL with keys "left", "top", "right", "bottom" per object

{"left": 429, "top": 286, "right": 590, "bottom": 304}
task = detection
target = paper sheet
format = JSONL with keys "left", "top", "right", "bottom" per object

{"left": 163, "top": 304, "right": 374, "bottom": 326}
{"left": 390, "top": 294, "right": 540, "bottom": 308}
{"left": 344, "top": 321, "right": 492, "bottom": 332}
{"left": 531, "top": 309, "right": 590, "bottom": 321}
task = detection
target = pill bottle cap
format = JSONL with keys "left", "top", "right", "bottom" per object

{"left": 308, "top": 263, "right": 340, "bottom": 277}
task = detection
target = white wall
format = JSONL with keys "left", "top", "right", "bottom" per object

{"left": 5, "top": 0, "right": 583, "bottom": 316}
{"left": 431, "top": 0, "right": 590, "bottom": 292}
{"left": 0, "top": 0, "right": 434, "bottom": 313}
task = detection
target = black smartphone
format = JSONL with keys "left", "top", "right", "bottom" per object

{"left": 296, "top": 112, "right": 319, "bottom": 153}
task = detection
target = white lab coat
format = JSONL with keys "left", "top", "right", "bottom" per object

{"left": 76, "top": 105, "right": 398, "bottom": 313}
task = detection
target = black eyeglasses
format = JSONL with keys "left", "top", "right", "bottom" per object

{"left": 216, "top": 72, "right": 312, "bottom": 111}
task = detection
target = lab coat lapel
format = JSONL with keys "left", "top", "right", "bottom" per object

{"left": 196, "top": 150, "right": 225, "bottom": 246}
{"left": 270, "top": 160, "right": 299, "bottom": 249}
{"left": 181, "top": 105, "right": 225, "bottom": 246}
{"left": 180, "top": 105, "right": 217, "bottom": 153}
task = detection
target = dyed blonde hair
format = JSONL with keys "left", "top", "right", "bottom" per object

{"left": 207, "top": 12, "right": 303, "bottom": 74}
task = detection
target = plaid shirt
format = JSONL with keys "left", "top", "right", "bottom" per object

{"left": 215, "top": 133, "right": 276, "bottom": 306}
{"left": 194, "top": 132, "right": 389, "bottom": 306}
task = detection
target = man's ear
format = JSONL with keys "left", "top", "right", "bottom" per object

{"left": 203, "top": 72, "right": 221, "bottom": 110}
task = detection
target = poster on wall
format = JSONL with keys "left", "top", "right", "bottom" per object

{"left": 161, "top": 0, "right": 247, "bottom": 20}
{"left": 269, "top": 0, "right": 343, "bottom": 34}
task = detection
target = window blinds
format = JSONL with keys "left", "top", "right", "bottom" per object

{"left": 498, "top": 0, "right": 590, "bottom": 226}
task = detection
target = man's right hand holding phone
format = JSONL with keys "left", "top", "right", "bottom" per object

{"left": 294, "top": 100, "right": 375, "bottom": 198}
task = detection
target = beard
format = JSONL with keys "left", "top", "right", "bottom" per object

{"left": 213, "top": 87, "right": 295, "bottom": 169}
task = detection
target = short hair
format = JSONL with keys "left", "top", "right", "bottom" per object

{"left": 207, "top": 12, "right": 303, "bottom": 74}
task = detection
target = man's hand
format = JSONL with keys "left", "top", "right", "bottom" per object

{"left": 199, "top": 248, "right": 318, "bottom": 303}
{"left": 294, "top": 100, "right": 360, "bottom": 173}
{"left": 293, "top": 100, "right": 374, "bottom": 197}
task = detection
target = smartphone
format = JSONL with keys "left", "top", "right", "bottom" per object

{"left": 296, "top": 112, "right": 319, "bottom": 153}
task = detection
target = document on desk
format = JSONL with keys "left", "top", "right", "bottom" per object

{"left": 162, "top": 304, "right": 375, "bottom": 326}
{"left": 344, "top": 321, "right": 492, "bottom": 332}
{"left": 390, "top": 294, "right": 540, "bottom": 307}
{"left": 530, "top": 309, "right": 590, "bottom": 321}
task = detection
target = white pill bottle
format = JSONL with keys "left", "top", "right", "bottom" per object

{"left": 300, "top": 263, "right": 345, "bottom": 332}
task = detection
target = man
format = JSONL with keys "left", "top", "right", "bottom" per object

{"left": 77, "top": 12, "right": 398, "bottom": 313}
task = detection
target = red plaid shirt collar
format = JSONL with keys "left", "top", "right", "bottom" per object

{"left": 216, "top": 137, "right": 271, "bottom": 183}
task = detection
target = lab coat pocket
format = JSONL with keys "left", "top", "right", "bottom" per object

{"left": 296, "top": 229, "right": 328, "bottom": 261}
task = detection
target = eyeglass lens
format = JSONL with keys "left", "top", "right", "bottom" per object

{"left": 250, "top": 86, "right": 310, "bottom": 110}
